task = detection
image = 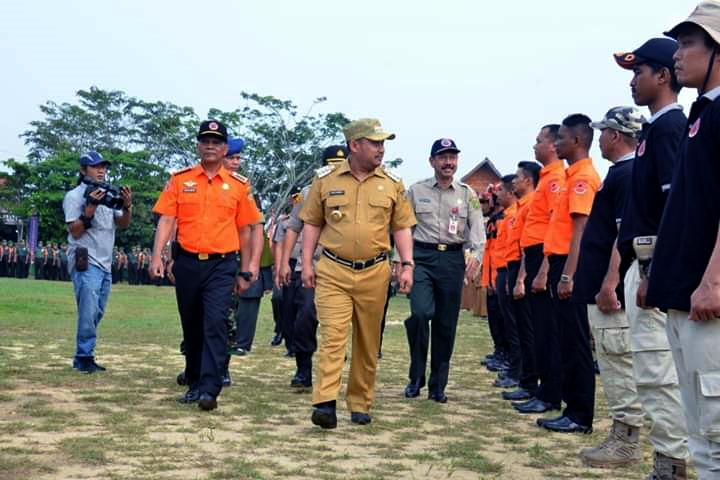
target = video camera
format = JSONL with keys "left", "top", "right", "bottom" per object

{"left": 83, "top": 180, "right": 125, "bottom": 210}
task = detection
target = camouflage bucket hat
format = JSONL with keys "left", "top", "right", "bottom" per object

{"left": 590, "top": 106, "right": 646, "bottom": 138}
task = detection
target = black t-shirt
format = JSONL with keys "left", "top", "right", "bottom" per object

{"left": 573, "top": 158, "right": 634, "bottom": 305}
{"left": 647, "top": 95, "right": 720, "bottom": 311}
{"left": 617, "top": 108, "right": 686, "bottom": 261}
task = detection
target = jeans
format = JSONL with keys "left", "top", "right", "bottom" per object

{"left": 71, "top": 264, "right": 112, "bottom": 363}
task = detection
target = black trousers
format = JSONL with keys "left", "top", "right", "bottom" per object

{"left": 508, "top": 259, "right": 538, "bottom": 392}
{"left": 174, "top": 254, "right": 236, "bottom": 397}
{"left": 34, "top": 259, "right": 43, "bottom": 279}
{"left": 405, "top": 247, "right": 465, "bottom": 394}
{"left": 524, "top": 244, "right": 562, "bottom": 404}
{"left": 486, "top": 290, "right": 505, "bottom": 355}
{"left": 496, "top": 268, "right": 521, "bottom": 381}
{"left": 282, "top": 270, "right": 318, "bottom": 354}
{"left": 548, "top": 254, "right": 595, "bottom": 426}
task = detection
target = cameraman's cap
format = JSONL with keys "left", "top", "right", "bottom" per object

{"left": 343, "top": 118, "right": 396, "bottom": 142}
{"left": 197, "top": 120, "right": 228, "bottom": 142}
{"left": 226, "top": 138, "right": 246, "bottom": 156}
{"left": 590, "top": 106, "right": 646, "bottom": 138}
{"left": 80, "top": 151, "right": 111, "bottom": 166}
{"left": 431, "top": 138, "right": 461, "bottom": 156}
{"left": 321, "top": 145, "right": 349, "bottom": 165}
{"left": 614, "top": 38, "right": 678, "bottom": 70}
{"left": 664, "top": 0, "right": 720, "bottom": 46}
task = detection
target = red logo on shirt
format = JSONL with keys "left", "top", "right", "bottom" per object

{"left": 574, "top": 181, "right": 588, "bottom": 195}
{"left": 549, "top": 181, "right": 560, "bottom": 193}
{"left": 689, "top": 118, "right": 701, "bottom": 138}
{"left": 637, "top": 140, "right": 646, "bottom": 157}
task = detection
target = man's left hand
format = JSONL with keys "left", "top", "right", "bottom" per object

{"left": 465, "top": 257, "right": 480, "bottom": 285}
{"left": 558, "top": 279, "right": 573, "bottom": 300}
{"left": 398, "top": 267, "right": 413, "bottom": 294}
{"left": 235, "top": 276, "right": 251, "bottom": 295}
{"left": 120, "top": 186, "right": 133, "bottom": 209}
{"left": 690, "top": 280, "right": 720, "bottom": 321}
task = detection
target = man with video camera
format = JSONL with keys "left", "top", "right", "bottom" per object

{"left": 63, "top": 151, "right": 132, "bottom": 373}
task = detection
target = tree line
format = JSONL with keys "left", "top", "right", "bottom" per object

{"left": 0, "top": 87, "right": 401, "bottom": 247}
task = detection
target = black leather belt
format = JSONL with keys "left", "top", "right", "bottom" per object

{"left": 322, "top": 249, "right": 387, "bottom": 270}
{"left": 414, "top": 241, "right": 464, "bottom": 252}
{"left": 177, "top": 245, "right": 235, "bottom": 261}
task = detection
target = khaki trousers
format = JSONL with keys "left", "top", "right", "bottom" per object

{"left": 625, "top": 261, "right": 689, "bottom": 459}
{"left": 667, "top": 309, "right": 720, "bottom": 478}
{"left": 312, "top": 256, "right": 390, "bottom": 413}
{"left": 588, "top": 304, "right": 643, "bottom": 427}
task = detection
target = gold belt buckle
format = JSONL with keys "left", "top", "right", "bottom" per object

{"left": 437, "top": 244, "right": 447, "bottom": 252}
{"left": 198, "top": 253, "right": 209, "bottom": 260}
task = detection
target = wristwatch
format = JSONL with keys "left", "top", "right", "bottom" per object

{"left": 401, "top": 261, "right": 415, "bottom": 268}
{"left": 560, "top": 274, "right": 571, "bottom": 283}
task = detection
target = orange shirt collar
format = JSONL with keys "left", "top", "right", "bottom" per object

{"left": 566, "top": 157, "right": 593, "bottom": 176}
{"left": 517, "top": 191, "right": 533, "bottom": 208}
{"left": 540, "top": 160, "right": 564, "bottom": 176}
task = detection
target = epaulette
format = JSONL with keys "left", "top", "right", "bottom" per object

{"left": 382, "top": 167, "right": 401, "bottom": 183}
{"left": 315, "top": 165, "right": 335, "bottom": 178}
{"left": 230, "top": 172, "right": 249, "bottom": 183}
{"left": 171, "top": 165, "right": 193, "bottom": 176}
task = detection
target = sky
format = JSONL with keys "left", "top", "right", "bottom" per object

{"left": 0, "top": 0, "right": 699, "bottom": 186}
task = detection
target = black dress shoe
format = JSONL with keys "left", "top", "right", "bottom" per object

{"left": 514, "top": 398, "right": 560, "bottom": 414}
{"left": 350, "top": 412, "right": 371, "bottom": 425}
{"left": 311, "top": 406, "right": 337, "bottom": 429}
{"left": 535, "top": 414, "right": 565, "bottom": 427}
{"left": 493, "top": 377, "right": 518, "bottom": 389}
{"left": 486, "top": 359, "right": 509, "bottom": 372}
{"left": 198, "top": 393, "right": 218, "bottom": 411}
{"left": 428, "top": 391, "right": 448, "bottom": 403}
{"left": 270, "top": 333, "right": 283, "bottom": 346}
{"left": 501, "top": 388, "right": 532, "bottom": 401}
{"left": 176, "top": 370, "right": 188, "bottom": 386}
{"left": 222, "top": 371, "right": 232, "bottom": 387}
{"left": 539, "top": 415, "right": 592, "bottom": 434}
{"left": 284, "top": 350, "right": 295, "bottom": 358}
{"left": 91, "top": 360, "right": 106, "bottom": 371}
{"left": 404, "top": 379, "right": 424, "bottom": 398}
{"left": 177, "top": 388, "right": 201, "bottom": 404}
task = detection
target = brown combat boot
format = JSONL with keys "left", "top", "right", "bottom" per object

{"left": 579, "top": 419, "right": 642, "bottom": 468}
{"left": 645, "top": 451, "right": 687, "bottom": 480}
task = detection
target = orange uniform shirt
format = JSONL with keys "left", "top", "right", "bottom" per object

{"left": 543, "top": 158, "right": 601, "bottom": 256}
{"left": 481, "top": 214, "right": 500, "bottom": 288}
{"left": 153, "top": 165, "right": 262, "bottom": 254}
{"left": 494, "top": 203, "right": 517, "bottom": 269}
{"left": 508, "top": 191, "right": 533, "bottom": 262}
{"left": 520, "top": 160, "right": 565, "bottom": 249}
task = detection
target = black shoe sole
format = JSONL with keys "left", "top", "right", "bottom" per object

{"left": 311, "top": 410, "right": 337, "bottom": 429}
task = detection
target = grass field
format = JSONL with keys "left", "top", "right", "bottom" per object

{"left": 0, "top": 278, "right": 695, "bottom": 479}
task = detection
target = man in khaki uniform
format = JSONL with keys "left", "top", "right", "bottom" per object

{"left": 404, "top": 138, "right": 484, "bottom": 402}
{"left": 300, "top": 118, "right": 416, "bottom": 429}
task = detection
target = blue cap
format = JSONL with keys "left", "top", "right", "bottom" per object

{"left": 614, "top": 38, "right": 678, "bottom": 70}
{"left": 79, "top": 151, "right": 110, "bottom": 166}
{"left": 226, "top": 138, "right": 246, "bottom": 157}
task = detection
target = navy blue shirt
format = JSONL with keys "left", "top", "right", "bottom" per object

{"left": 617, "top": 107, "right": 686, "bottom": 261}
{"left": 573, "top": 156, "right": 634, "bottom": 306}
{"left": 647, "top": 92, "right": 720, "bottom": 311}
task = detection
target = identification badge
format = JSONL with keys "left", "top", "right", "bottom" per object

{"left": 448, "top": 217, "right": 458, "bottom": 234}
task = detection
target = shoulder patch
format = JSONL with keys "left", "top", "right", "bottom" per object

{"left": 230, "top": 172, "right": 248, "bottom": 183}
{"left": 382, "top": 167, "right": 401, "bottom": 183}
{"left": 315, "top": 165, "right": 335, "bottom": 178}
{"left": 171, "top": 166, "right": 193, "bottom": 176}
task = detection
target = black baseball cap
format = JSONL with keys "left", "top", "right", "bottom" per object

{"left": 197, "top": 120, "right": 228, "bottom": 142}
{"left": 430, "top": 138, "right": 460, "bottom": 156}
{"left": 614, "top": 38, "right": 678, "bottom": 70}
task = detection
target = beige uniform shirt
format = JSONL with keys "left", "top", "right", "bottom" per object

{"left": 300, "top": 160, "right": 416, "bottom": 260}
{"left": 407, "top": 177, "right": 485, "bottom": 258}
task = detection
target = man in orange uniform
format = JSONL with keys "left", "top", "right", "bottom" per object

{"left": 492, "top": 175, "right": 520, "bottom": 389}
{"left": 501, "top": 161, "right": 542, "bottom": 402}
{"left": 514, "top": 125, "right": 566, "bottom": 414}
{"left": 537, "top": 114, "right": 601, "bottom": 433}
{"left": 150, "top": 120, "right": 263, "bottom": 411}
